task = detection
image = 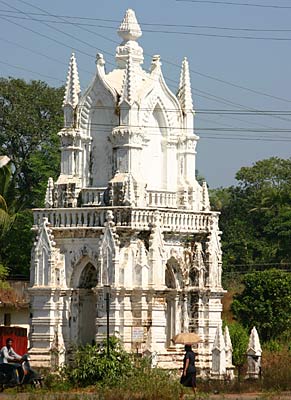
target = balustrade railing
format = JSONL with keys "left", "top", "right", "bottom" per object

{"left": 147, "top": 190, "right": 177, "bottom": 208}
{"left": 81, "top": 187, "right": 107, "bottom": 206}
{"left": 33, "top": 207, "right": 215, "bottom": 232}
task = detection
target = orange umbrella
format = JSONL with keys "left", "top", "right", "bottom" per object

{"left": 172, "top": 332, "right": 202, "bottom": 345}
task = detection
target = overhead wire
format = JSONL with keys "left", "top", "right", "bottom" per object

{"left": 1, "top": 9, "right": 291, "bottom": 32}
{"left": 10, "top": 0, "right": 291, "bottom": 106}
{"left": 1, "top": 0, "right": 290, "bottom": 131}
{"left": 2, "top": 13, "right": 291, "bottom": 41}
{"left": 0, "top": 60, "right": 64, "bottom": 83}
{"left": 175, "top": 0, "right": 291, "bottom": 9}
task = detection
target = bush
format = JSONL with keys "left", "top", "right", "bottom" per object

{"left": 64, "top": 337, "right": 133, "bottom": 387}
{"left": 227, "top": 322, "right": 249, "bottom": 368}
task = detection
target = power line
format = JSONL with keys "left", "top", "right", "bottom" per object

{"left": 10, "top": 0, "right": 291, "bottom": 106}
{"left": 176, "top": 0, "right": 291, "bottom": 9}
{"left": 2, "top": 0, "right": 291, "bottom": 130}
{"left": 3, "top": 13, "right": 291, "bottom": 41}
{"left": 0, "top": 36, "right": 93, "bottom": 77}
{"left": 1, "top": 9, "right": 291, "bottom": 32}
{"left": 75, "top": 104, "right": 291, "bottom": 114}
{"left": 0, "top": 15, "right": 95, "bottom": 61}
{"left": 0, "top": 0, "right": 115, "bottom": 61}
{"left": 0, "top": 60, "right": 64, "bottom": 82}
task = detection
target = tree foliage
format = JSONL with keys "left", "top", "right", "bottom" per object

{"left": 0, "top": 77, "right": 63, "bottom": 208}
{"left": 227, "top": 322, "right": 249, "bottom": 367}
{"left": 211, "top": 157, "right": 291, "bottom": 273}
{"left": 232, "top": 269, "right": 291, "bottom": 342}
{"left": 0, "top": 78, "right": 63, "bottom": 277}
{"left": 0, "top": 158, "right": 15, "bottom": 239}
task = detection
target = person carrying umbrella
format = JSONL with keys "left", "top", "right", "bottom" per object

{"left": 172, "top": 333, "right": 201, "bottom": 399}
{"left": 180, "top": 344, "right": 197, "bottom": 398}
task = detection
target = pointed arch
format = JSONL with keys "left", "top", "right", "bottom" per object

{"left": 70, "top": 255, "right": 98, "bottom": 289}
{"left": 166, "top": 256, "right": 184, "bottom": 290}
{"left": 78, "top": 262, "right": 98, "bottom": 289}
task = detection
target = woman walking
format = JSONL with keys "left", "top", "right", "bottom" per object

{"left": 180, "top": 344, "right": 197, "bottom": 398}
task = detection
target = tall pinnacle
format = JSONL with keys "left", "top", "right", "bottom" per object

{"left": 177, "top": 57, "right": 193, "bottom": 113}
{"left": 63, "top": 52, "right": 81, "bottom": 109}
{"left": 116, "top": 9, "right": 143, "bottom": 68}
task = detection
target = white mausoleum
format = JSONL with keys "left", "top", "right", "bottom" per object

{"left": 29, "top": 9, "right": 225, "bottom": 373}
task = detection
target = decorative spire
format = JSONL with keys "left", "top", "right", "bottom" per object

{"left": 247, "top": 326, "right": 262, "bottom": 355}
{"left": 118, "top": 9, "right": 142, "bottom": 41}
{"left": 246, "top": 327, "right": 262, "bottom": 379}
{"left": 177, "top": 57, "right": 193, "bottom": 113}
{"left": 116, "top": 9, "right": 143, "bottom": 68}
{"left": 120, "top": 57, "right": 137, "bottom": 105}
{"left": 45, "top": 177, "right": 54, "bottom": 208}
{"left": 212, "top": 324, "right": 225, "bottom": 351}
{"left": 202, "top": 181, "right": 210, "bottom": 211}
{"left": 211, "top": 324, "right": 226, "bottom": 377}
{"left": 63, "top": 52, "right": 81, "bottom": 109}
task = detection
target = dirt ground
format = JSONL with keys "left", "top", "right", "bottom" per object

{"left": 1, "top": 392, "right": 291, "bottom": 400}
{"left": 207, "top": 393, "right": 291, "bottom": 400}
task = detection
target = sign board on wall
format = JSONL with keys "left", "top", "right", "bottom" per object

{"left": 132, "top": 326, "right": 144, "bottom": 342}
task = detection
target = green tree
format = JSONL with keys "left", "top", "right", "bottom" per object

{"left": 227, "top": 322, "right": 249, "bottom": 367}
{"left": 0, "top": 78, "right": 64, "bottom": 208}
{"left": 0, "top": 157, "right": 15, "bottom": 238}
{"left": 232, "top": 269, "right": 291, "bottom": 342}
{"left": 0, "top": 78, "right": 64, "bottom": 277}
{"left": 211, "top": 157, "right": 291, "bottom": 274}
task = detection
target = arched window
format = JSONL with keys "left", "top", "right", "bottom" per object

{"left": 78, "top": 262, "right": 98, "bottom": 289}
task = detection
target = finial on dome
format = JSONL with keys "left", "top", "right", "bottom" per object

{"left": 116, "top": 10, "right": 144, "bottom": 68}
{"left": 118, "top": 9, "right": 142, "bottom": 41}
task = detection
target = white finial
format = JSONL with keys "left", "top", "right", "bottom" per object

{"left": 116, "top": 10, "right": 144, "bottom": 68}
{"left": 202, "top": 181, "right": 210, "bottom": 211}
{"left": 118, "top": 9, "right": 142, "bottom": 41}
{"left": 177, "top": 57, "right": 193, "bottom": 113}
{"left": 63, "top": 52, "right": 81, "bottom": 109}
{"left": 247, "top": 327, "right": 262, "bottom": 355}
{"left": 246, "top": 327, "right": 262, "bottom": 379}
{"left": 45, "top": 177, "right": 54, "bottom": 208}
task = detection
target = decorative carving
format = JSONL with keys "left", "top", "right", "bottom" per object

{"left": 98, "top": 211, "right": 120, "bottom": 286}
{"left": 45, "top": 177, "right": 54, "bottom": 208}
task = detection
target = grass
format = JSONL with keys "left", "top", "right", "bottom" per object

{"left": 2, "top": 348, "right": 291, "bottom": 400}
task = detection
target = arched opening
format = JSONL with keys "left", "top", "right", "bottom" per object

{"left": 143, "top": 104, "right": 167, "bottom": 190}
{"left": 77, "top": 263, "right": 98, "bottom": 345}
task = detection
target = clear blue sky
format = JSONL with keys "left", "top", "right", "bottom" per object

{"left": 0, "top": 0, "right": 290, "bottom": 188}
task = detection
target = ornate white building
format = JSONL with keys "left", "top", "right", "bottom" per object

{"left": 29, "top": 9, "right": 225, "bottom": 373}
